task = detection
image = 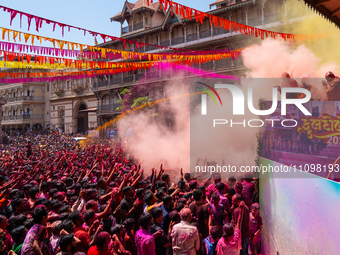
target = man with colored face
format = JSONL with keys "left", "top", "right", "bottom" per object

{"left": 206, "top": 173, "right": 230, "bottom": 201}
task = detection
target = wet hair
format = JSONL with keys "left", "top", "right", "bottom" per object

{"left": 150, "top": 207, "right": 163, "bottom": 220}
{"left": 189, "top": 180, "right": 198, "bottom": 190}
{"left": 111, "top": 224, "right": 123, "bottom": 235}
{"left": 11, "top": 198, "right": 24, "bottom": 211}
{"left": 11, "top": 225, "right": 26, "bottom": 243}
{"left": 84, "top": 209, "right": 95, "bottom": 223}
{"left": 74, "top": 183, "right": 81, "bottom": 190}
{"left": 32, "top": 206, "right": 48, "bottom": 224}
{"left": 66, "top": 190, "right": 75, "bottom": 198}
{"left": 176, "top": 202, "right": 185, "bottom": 212}
{"left": 59, "top": 220, "right": 74, "bottom": 233}
{"left": 65, "top": 177, "right": 73, "bottom": 187}
{"left": 144, "top": 193, "right": 154, "bottom": 205}
{"left": 168, "top": 187, "right": 176, "bottom": 196}
{"left": 24, "top": 218, "right": 34, "bottom": 230}
{"left": 52, "top": 200, "right": 63, "bottom": 212}
{"left": 162, "top": 195, "right": 172, "bottom": 206}
{"left": 52, "top": 221, "right": 62, "bottom": 235}
{"left": 41, "top": 182, "right": 49, "bottom": 191}
{"left": 68, "top": 211, "right": 82, "bottom": 225}
{"left": 122, "top": 186, "right": 132, "bottom": 195}
{"left": 140, "top": 213, "right": 152, "bottom": 230}
{"left": 69, "top": 196, "right": 78, "bottom": 205}
{"left": 227, "top": 188, "right": 236, "bottom": 197}
{"left": 23, "top": 184, "right": 32, "bottom": 192}
{"left": 59, "top": 233, "right": 74, "bottom": 251}
{"left": 156, "top": 181, "right": 166, "bottom": 190}
{"left": 210, "top": 226, "right": 221, "bottom": 240}
{"left": 58, "top": 213, "right": 70, "bottom": 221}
{"left": 82, "top": 182, "right": 90, "bottom": 189}
{"left": 48, "top": 188, "right": 58, "bottom": 199}
{"left": 123, "top": 218, "right": 135, "bottom": 232}
{"left": 85, "top": 200, "right": 96, "bottom": 210}
{"left": 155, "top": 191, "right": 164, "bottom": 201}
{"left": 14, "top": 214, "right": 27, "bottom": 227}
{"left": 193, "top": 189, "right": 202, "bottom": 201}
{"left": 10, "top": 189, "right": 25, "bottom": 199}
{"left": 216, "top": 182, "right": 225, "bottom": 193}
{"left": 161, "top": 174, "right": 169, "bottom": 181}
{"left": 56, "top": 182, "right": 65, "bottom": 192}
{"left": 136, "top": 180, "right": 146, "bottom": 189}
{"left": 34, "top": 198, "right": 51, "bottom": 209}
{"left": 59, "top": 205, "right": 70, "bottom": 214}
{"left": 133, "top": 188, "right": 143, "bottom": 198}
{"left": 222, "top": 223, "right": 234, "bottom": 238}
{"left": 28, "top": 186, "right": 39, "bottom": 199}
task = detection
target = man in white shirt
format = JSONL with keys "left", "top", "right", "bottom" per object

{"left": 171, "top": 208, "right": 200, "bottom": 255}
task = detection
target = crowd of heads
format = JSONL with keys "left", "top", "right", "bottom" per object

{"left": 0, "top": 131, "right": 262, "bottom": 255}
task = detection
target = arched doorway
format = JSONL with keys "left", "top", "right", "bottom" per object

{"left": 76, "top": 102, "right": 88, "bottom": 134}
{"left": 33, "top": 123, "right": 42, "bottom": 130}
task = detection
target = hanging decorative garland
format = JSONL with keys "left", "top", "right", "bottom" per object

{"left": 0, "top": 5, "right": 236, "bottom": 53}
{"left": 0, "top": 27, "right": 241, "bottom": 63}
{"left": 0, "top": 2, "right": 325, "bottom": 57}
{"left": 148, "top": 0, "right": 327, "bottom": 42}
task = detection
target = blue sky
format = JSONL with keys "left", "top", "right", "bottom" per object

{"left": 0, "top": 0, "right": 213, "bottom": 47}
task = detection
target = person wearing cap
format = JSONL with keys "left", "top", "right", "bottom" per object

{"left": 249, "top": 203, "right": 262, "bottom": 255}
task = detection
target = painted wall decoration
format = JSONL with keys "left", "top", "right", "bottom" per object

{"left": 259, "top": 157, "right": 340, "bottom": 255}
{"left": 261, "top": 101, "right": 340, "bottom": 179}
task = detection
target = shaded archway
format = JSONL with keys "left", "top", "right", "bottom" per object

{"left": 76, "top": 102, "right": 88, "bottom": 134}
{"left": 33, "top": 123, "right": 42, "bottom": 130}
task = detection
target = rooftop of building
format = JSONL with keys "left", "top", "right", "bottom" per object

{"left": 111, "top": 0, "right": 160, "bottom": 21}
{"left": 302, "top": 0, "right": 340, "bottom": 29}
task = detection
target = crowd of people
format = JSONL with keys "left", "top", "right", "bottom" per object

{"left": 276, "top": 71, "right": 340, "bottom": 101}
{"left": 0, "top": 130, "right": 261, "bottom": 255}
